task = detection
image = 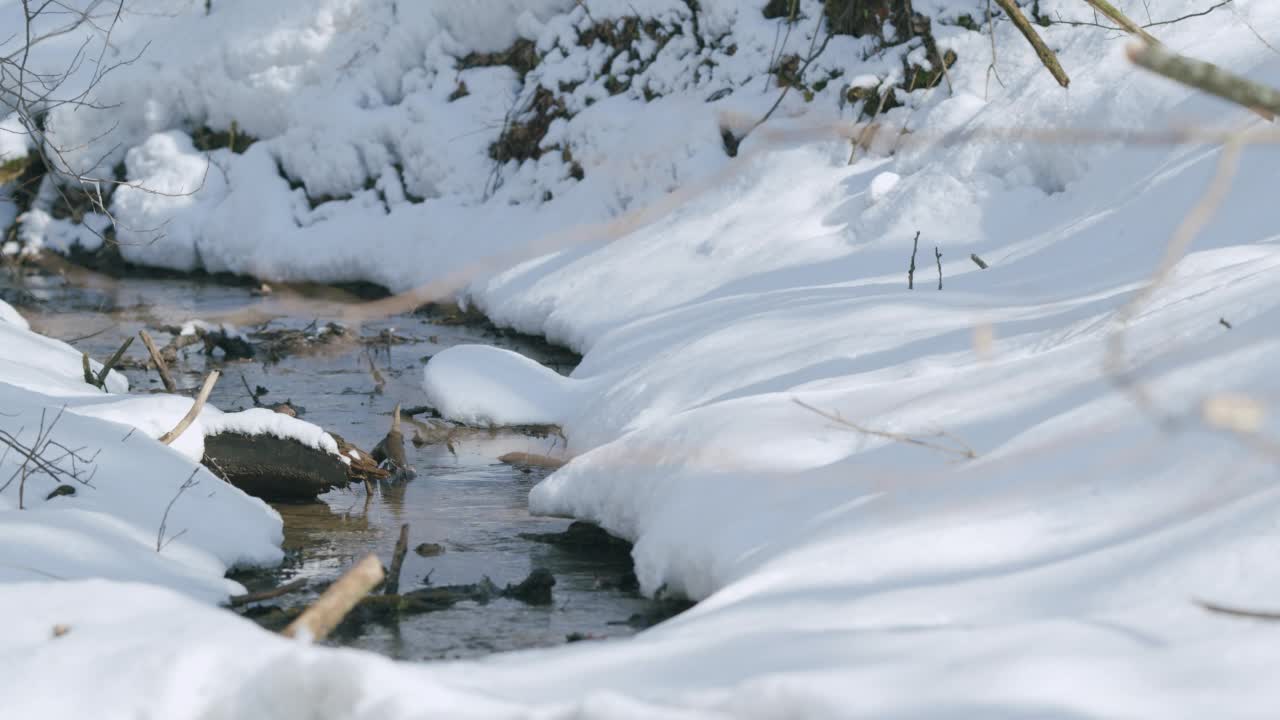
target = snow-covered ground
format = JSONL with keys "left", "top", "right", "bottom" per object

{"left": 0, "top": 300, "right": 285, "bottom": 601}
{"left": 6, "top": 0, "right": 1280, "bottom": 716}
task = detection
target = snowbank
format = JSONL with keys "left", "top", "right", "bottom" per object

{"left": 0, "top": 299, "right": 309, "bottom": 601}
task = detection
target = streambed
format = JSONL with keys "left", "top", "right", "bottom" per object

{"left": 4, "top": 266, "right": 670, "bottom": 660}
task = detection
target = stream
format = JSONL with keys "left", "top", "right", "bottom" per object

{"left": 3, "top": 264, "right": 667, "bottom": 660}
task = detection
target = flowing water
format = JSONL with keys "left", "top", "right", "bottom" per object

{"left": 4, "top": 264, "right": 660, "bottom": 660}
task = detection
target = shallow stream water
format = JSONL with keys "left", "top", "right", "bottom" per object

{"left": 4, "top": 265, "right": 659, "bottom": 660}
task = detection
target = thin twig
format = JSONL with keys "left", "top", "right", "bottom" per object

{"left": 794, "top": 399, "right": 976, "bottom": 459}
{"left": 157, "top": 468, "right": 199, "bottom": 552}
{"left": 228, "top": 578, "right": 307, "bottom": 607}
{"left": 139, "top": 330, "right": 176, "bottom": 393}
{"left": 1080, "top": 0, "right": 1160, "bottom": 44}
{"left": 907, "top": 231, "right": 920, "bottom": 289}
{"left": 1197, "top": 598, "right": 1280, "bottom": 621}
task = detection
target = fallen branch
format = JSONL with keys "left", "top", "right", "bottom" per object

{"left": 993, "top": 0, "right": 1070, "bottom": 88}
{"left": 159, "top": 370, "right": 220, "bottom": 445}
{"left": 228, "top": 578, "right": 307, "bottom": 608}
{"left": 139, "top": 330, "right": 177, "bottom": 393}
{"left": 1080, "top": 0, "right": 1160, "bottom": 45}
{"left": 935, "top": 246, "right": 943, "bottom": 290}
{"left": 384, "top": 523, "right": 410, "bottom": 596}
{"left": 970, "top": 253, "right": 990, "bottom": 269}
{"left": 282, "top": 553, "right": 385, "bottom": 641}
{"left": 1127, "top": 41, "right": 1279, "bottom": 121}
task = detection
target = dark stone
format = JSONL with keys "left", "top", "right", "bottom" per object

{"left": 705, "top": 87, "right": 732, "bottom": 103}
{"left": 520, "top": 521, "right": 633, "bottom": 561}
{"left": 720, "top": 127, "right": 740, "bottom": 158}
{"left": 414, "top": 542, "right": 445, "bottom": 557}
{"left": 502, "top": 568, "right": 556, "bottom": 606}
{"left": 45, "top": 484, "right": 76, "bottom": 501}
{"left": 762, "top": 0, "right": 793, "bottom": 19}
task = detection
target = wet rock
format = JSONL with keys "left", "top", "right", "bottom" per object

{"left": 45, "top": 484, "right": 76, "bottom": 501}
{"left": 520, "top": 521, "right": 633, "bottom": 561}
{"left": 502, "top": 568, "right": 555, "bottom": 606}
{"left": 414, "top": 543, "right": 445, "bottom": 557}
{"left": 611, "top": 594, "right": 695, "bottom": 629}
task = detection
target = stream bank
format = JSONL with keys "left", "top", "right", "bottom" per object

{"left": 1, "top": 261, "right": 687, "bottom": 660}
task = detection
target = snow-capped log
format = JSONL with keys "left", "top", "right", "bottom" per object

{"left": 201, "top": 431, "right": 352, "bottom": 502}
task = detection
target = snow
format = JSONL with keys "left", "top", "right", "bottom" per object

{"left": 0, "top": 298, "right": 29, "bottom": 330}
{"left": 202, "top": 407, "right": 340, "bottom": 455}
{"left": 422, "top": 344, "right": 588, "bottom": 426}
{"left": 0, "top": 299, "right": 352, "bottom": 602}
{"left": 6, "top": 0, "right": 1280, "bottom": 716}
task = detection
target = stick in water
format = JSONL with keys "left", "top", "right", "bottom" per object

{"left": 95, "top": 336, "right": 134, "bottom": 389}
{"left": 139, "top": 330, "right": 178, "bottom": 393}
{"left": 384, "top": 523, "right": 410, "bottom": 595}
{"left": 282, "top": 553, "right": 385, "bottom": 641}
{"left": 159, "top": 370, "right": 220, "bottom": 445}
{"left": 229, "top": 578, "right": 308, "bottom": 608}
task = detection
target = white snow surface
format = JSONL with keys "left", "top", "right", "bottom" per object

{"left": 422, "top": 344, "right": 589, "bottom": 426}
{"left": 7, "top": 0, "right": 1280, "bottom": 716}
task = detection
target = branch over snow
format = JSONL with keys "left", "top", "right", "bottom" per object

{"left": 1127, "top": 41, "right": 1280, "bottom": 120}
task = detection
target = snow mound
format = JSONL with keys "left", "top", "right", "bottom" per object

{"left": 422, "top": 344, "right": 587, "bottom": 426}
{"left": 0, "top": 299, "right": 28, "bottom": 330}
